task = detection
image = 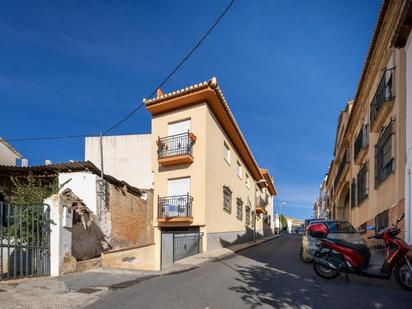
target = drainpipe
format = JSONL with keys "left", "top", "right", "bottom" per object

{"left": 408, "top": 168, "right": 411, "bottom": 244}
{"left": 253, "top": 212, "right": 256, "bottom": 243}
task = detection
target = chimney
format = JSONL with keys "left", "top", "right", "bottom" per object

{"left": 45, "top": 160, "right": 52, "bottom": 166}
{"left": 21, "top": 158, "right": 29, "bottom": 167}
{"left": 156, "top": 88, "right": 164, "bottom": 98}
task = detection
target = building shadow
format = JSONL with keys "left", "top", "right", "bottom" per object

{"left": 219, "top": 234, "right": 411, "bottom": 308}
{"left": 218, "top": 226, "right": 255, "bottom": 248}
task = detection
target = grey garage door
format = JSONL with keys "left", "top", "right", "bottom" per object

{"left": 161, "top": 228, "right": 202, "bottom": 269}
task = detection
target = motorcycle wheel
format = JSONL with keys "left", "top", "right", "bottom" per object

{"left": 394, "top": 261, "right": 412, "bottom": 291}
{"left": 299, "top": 246, "right": 312, "bottom": 263}
{"left": 313, "top": 262, "right": 340, "bottom": 280}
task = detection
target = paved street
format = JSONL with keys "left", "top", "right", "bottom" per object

{"left": 88, "top": 234, "right": 412, "bottom": 309}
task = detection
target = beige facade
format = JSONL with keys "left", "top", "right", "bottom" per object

{"left": 145, "top": 78, "right": 276, "bottom": 269}
{"left": 325, "top": 0, "right": 411, "bottom": 242}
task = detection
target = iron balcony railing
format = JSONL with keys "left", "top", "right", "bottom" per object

{"left": 375, "top": 120, "right": 395, "bottom": 188}
{"left": 354, "top": 124, "right": 368, "bottom": 160}
{"left": 157, "top": 132, "right": 194, "bottom": 159}
{"left": 370, "top": 68, "right": 395, "bottom": 126}
{"left": 256, "top": 193, "right": 269, "bottom": 209}
{"left": 357, "top": 163, "right": 368, "bottom": 204}
{"left": 351, "top": 179, "right": 357, "bottom": 209}
{"left": 334, "top": 149, "right": 349, "bottom": 188}
{"left": 158, "top": 195, "right": 193, "bottom": 219}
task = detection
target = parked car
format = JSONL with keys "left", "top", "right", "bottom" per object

{"left": 295, "top": 226, "right": 304, "bottom": 234}
{"left": 304, "top": 218, "right": 323, "bottom": 229}
{"left": 300, "top": 220, "right": 364, "bottom": 263}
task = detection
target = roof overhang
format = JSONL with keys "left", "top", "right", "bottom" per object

{"left": 145, "top": 78, "right": 265, "bottom": 183}
{"left": 260, "top": 168, "right": 277, "bottom": 196}
{"left": 393, "top": 0, "right": 412, "bottom": 48}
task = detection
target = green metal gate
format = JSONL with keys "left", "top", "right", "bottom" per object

{"left": 0, "top": 202, "right": 50, "bottom": 280}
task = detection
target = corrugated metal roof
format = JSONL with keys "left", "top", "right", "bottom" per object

{"left": 0, "top": 160, "right": 142, "bottom": 197}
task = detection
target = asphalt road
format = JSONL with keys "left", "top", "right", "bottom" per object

{"left": 88, "top": 234, "right": 412, "bottom": 309}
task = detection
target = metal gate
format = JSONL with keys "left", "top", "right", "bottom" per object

{"left": 173, "top": 232, "right": 203, "bottom": 261}
{"left": 161, "top": 229, "right": 202, "bottom": 269}
{"left": 0, "top": 202, "right": 50, "bottom": 280}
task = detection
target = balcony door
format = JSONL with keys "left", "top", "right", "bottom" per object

{"left": 168, "top": 119, "right": 191, "bottom": 136}
{"left": 168, "top": 177, "right": 190, "bottom": 196}
{"left": 166, "top": 177, "right": 191, "bottom": 217}
{"left": 168, "top": 119, "right": 191, "bottom": 156}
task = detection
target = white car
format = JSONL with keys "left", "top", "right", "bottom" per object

{"left": 300, "top": 220, "right": 365, "bottom": 263}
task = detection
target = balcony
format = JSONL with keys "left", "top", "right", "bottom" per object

{"left": 157, "top": 132, "right": 196, "bottom": 166}
{"left": 158, "top": 195, "right": 193, "bottom": 224}
{"left": 354, "top": 124, "right": 368, "bottom": 165}
{"left": 255, "top": 192, "right": 269, "bottom": 214}
{"left": 370, "top": 68, "right": 395, "bottom": 132}
{"left": 334, "top": 149, "right": 350, "bottom": 190}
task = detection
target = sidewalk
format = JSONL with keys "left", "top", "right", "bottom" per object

{"left": 0, "top": 234, "right": 281, "bottom": 309}
{"left": 172, "top": 234, "right": 282, "bottom": 268}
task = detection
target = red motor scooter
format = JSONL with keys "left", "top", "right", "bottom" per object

{"left": 309, "top": 214, "right": 412, "bottom": 290}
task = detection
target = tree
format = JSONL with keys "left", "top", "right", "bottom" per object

{"left": 4, "top": 172, "right": 61, "bottom": 206}
{"left": 279, "top": 214, "right": 288, "bottom": 231}
{"left": 1, "top": 173, "right": 69, "bottom": 241}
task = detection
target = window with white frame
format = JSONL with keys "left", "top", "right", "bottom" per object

{"left": 237, "top": 161, "right": 242, "bottom": 179}
{"left": 224, "top": 143, "right": 230, "bottom": 164}
{"left": 245, "top": 173, "right": 250, "bottom": 188}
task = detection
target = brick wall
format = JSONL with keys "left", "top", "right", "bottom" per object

{"left": 109, "top": 185, "right": 154, "bottom": 249}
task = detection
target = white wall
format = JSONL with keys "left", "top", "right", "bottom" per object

{"left": 58, "top": 171, "right": 112, "bottom": 243}
{"left": 405, "top": 31, "right": 412, "bottom": 244}
{"left": 45, "top": 194, "right": 75, "bottom": 276}
{"left": 58, "top": 172, "right": 98, "bottom": 214}
{"left": 286, "top": 218, "right": 293, "bottom": 233}
{"left": 0, "top": 141, "right": 20, "bottom": 166}
{"left": 85, "top": 134, "right": 153, "bottom": 189}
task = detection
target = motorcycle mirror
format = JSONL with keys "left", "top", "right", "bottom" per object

{"left": 396, "top": 213, "right": 405, "bottom": 225}
{"left": 367, "top": 225, "right": 376, "bottom": 231}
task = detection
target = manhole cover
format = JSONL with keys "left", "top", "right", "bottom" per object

{"left": 77, "top": 288, "right": 101, "bottom": 294}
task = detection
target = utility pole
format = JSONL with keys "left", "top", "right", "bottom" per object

{"left": 99, "top": 133, "right": 104, "bottom": 180}
{"left": 98, "top": 133, "right": 105, "bottom": 219}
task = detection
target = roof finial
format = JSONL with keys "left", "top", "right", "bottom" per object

{"left": 209, "top": 77, "right": 217, "bottom": 88}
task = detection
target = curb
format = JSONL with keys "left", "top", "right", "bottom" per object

{"left": 232, "top": 234, "right": 284, "bottom": 254}
{"left": 173, "top": 234, "right": 285, "bottom": 270}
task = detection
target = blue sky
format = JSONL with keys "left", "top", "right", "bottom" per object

{"left": 0, "top": 0, "right": 381, "bottom": 219}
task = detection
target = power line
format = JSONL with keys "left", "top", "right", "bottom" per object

{"left": 4, "top": 134, "right": 97, "bottom": 142}
{"left": 3, "top": 0, "right": 236, "bottom": 143}
{"left": 102, "top": 0, "right": 236, "bottom": 135}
